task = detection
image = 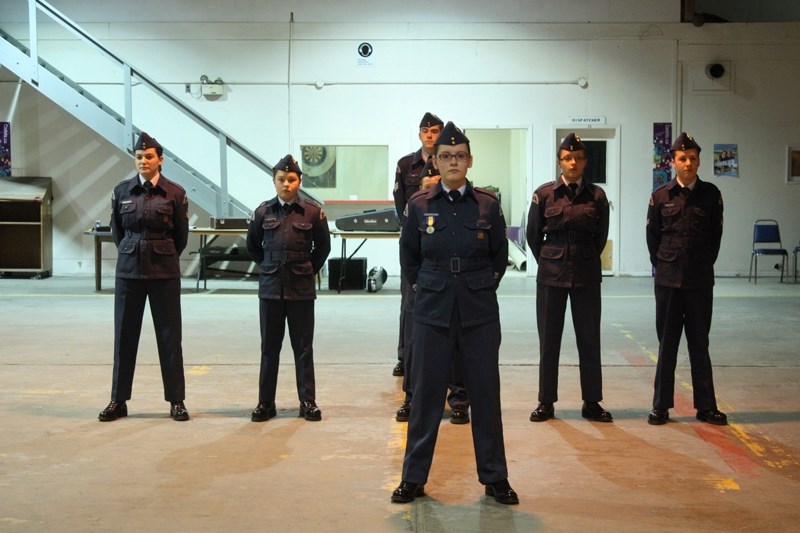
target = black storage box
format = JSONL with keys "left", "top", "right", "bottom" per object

{"left": 328, "top": 257, "right": 367, "bottom": 290}
{"left": 210, "top": 217, "right": 250, "bottom": 229}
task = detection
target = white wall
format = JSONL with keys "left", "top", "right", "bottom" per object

{"left": 1, "top": 1, "right": 799, "bottom": 279}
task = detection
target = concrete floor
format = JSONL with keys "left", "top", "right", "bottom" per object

{"left": 1, "top": 272, "right": 799, "bottom": 532}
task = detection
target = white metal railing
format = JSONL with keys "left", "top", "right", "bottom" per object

{"left": 1, "top": 0, "right": 300, "bottom": 217}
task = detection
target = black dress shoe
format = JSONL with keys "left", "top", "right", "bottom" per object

{"left": 396, "top": 401, "right": 411, "bottom": 422}
{"left": 582, "top": 401, "right": 613, "bottom": 423}
{"left": 485, "top": 479, "right": 519, "bottom": 505}
{"left": 299, "top": 401, "right": 322, "bottom": 421}
{"left": 251, "top": 401, "right": 277, "bottom": 422}
{"left": 391, "top": 481, "right": 425, "bottom": 503}
{"left": 696, "top": 409, "right": 728, "bottom": 426}
{"left": 170, "top": 401, "right": 190, "bottom": 421}
{"left": 393, "top": 362, "right": 405, "bottom": 376}
{"left": 450, "top": 407, "right": 470, "bottom": 425}
{"left": 529, "top": 402, "right": 554, "bottom": 422}
{"left": 647, "top": 409, "right": 669, "bottom": 425}
{"left": 98, "top": 401, "right": 127, "bottom": 422}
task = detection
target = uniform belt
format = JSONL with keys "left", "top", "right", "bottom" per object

{"left": 544, "top": 230, "right": 594, "bottom": 244}
{"left": 266, "top": 251, "right": 311, "bottom": 261}
{"left": 663, "top": 235, "right": 698, "bottom": 249}
{"left": 426, "top": 257, "right": 490, "bottom": 273}
{"left": 126, "top": 231, "right": 168, "bottom": 240}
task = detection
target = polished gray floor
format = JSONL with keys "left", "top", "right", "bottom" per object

{"left": 1, "top": 272, "right": 799, "bottom": 532}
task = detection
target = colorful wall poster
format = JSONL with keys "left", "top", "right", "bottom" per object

{"left": 652, "top": 123, "right": 672, "bottom": 190}
{"left": 0, "top": 122, "right": 10, "bottom": 177}
{"left": 713, "top": 143, "right": 739, "bottom": 177}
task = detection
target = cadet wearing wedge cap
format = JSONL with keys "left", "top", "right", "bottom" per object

{"left": 646, "top": 133, "right": 727, "bottom": 426}
{"left": 392, "top": 122, "right": 518, "bottom": 506}
{"left": 99, "top": 132, "right": 190, "bottom": 422}
{"left": 391, "top": 112, "right": 445, "bottom": 378}
{"left": 246, "top": 154, "right": 331, "bottom": 422}
{"left": 527, "top": 133, "right": 612, "bottom": 424}
{"left": 395, "top": 158, "right": 471, "bottom": 425}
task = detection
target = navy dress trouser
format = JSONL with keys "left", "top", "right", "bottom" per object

{"left": 402, "top": 307, "right": 507, "bottom": 486}
{"left": 258, "top": 298, "right": 316, "bottom": 404}
{"left": 652, "top": 284, "right": 717, "bottom": 410}
{"left": 112, "top": 277, "right": 185, "bottom": 402}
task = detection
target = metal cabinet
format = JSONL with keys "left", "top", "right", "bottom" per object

{"left": 0, "top": 177, "right": 53, "bottom": 278}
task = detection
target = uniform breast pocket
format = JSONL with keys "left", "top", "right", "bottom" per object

{"left": 119, "top": 202, "right": 137, "bottom": 226}
{"left": 690, "top": 207, "right": 710, "bottom": 231}
{"left": 404, "top": 175, "right": 420, "bottom": 188}
{"left": 464, "top": 220, "right": 492, "bottom": 252}
{"left": 292, "top": 222, "right": 313, "bottom": 246}
{"left": 419, "top": 218, "right": 448, "bottom": 252}
{"left": 660, "top": 205, "right": 681, "bottom": 225}
{"left": 583, "top": 206, "right": 600, "bottom": 229}
{"left": 261, "top": 218, "right": 281, "bottom": 245}
{"left": 544, "top": 205, "right": 564, "bottom": 225}
{"left": 155, "top": 204, "right": 174, "bottom": 228}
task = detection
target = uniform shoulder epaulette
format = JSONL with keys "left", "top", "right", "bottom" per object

{"left": 535, "top": 181, "right": 556, "bottom": 194}
{"left": 397, "top": 151, "right": 415, "bottom": 164}
{"left": 160, "top": 176, "right": 186, "bottom": 193}
{"left": 653, "top": 182, "right": 671, "bottom": 194}
{"left": 473, "top": 186, "right": 498, "bottom": 200}
{"left": 299, "top": 197, "right": 323, "bottom": 209}
{"left": 408, "top": 188, "right": 428, "bottom": 202}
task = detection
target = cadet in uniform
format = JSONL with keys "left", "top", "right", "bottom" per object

{"left": 396, "top": 159, "right": 470, "bottom": 425}
{"left": 392, "top": 122, "right": 518, "bottom": 505}
{"left": 98, "top": 132, "right": 190, "bottom": 422}
{"left": 391, "top": 112, "right": 443, "bottom": 378}
{"left": 646, "top": 133, "right": 727, "bottom": 426}
{"left": 526, "top": 133, "right": 612, "bottom": 423}
{"left": 246, "top": 154, "right": 331, "bottom": 422}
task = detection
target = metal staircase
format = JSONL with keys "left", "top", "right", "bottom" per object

{"left": 0, "top": 0, "right": 278, "bottom": 219}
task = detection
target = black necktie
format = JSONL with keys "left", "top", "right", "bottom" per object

{"left": 143, "top": 180, "right": 153, "bottom": 193}
{"left": 681, "top": 186, "right": 691, "bottom": 197}
{"left": 282, "top": 202, "right": 291, "bottom": 214}
{"left": 568, "top": 183, "right": 578, "bottom": 198}
{"left": 448, "top": 190, "right": 461, "bottom": 203}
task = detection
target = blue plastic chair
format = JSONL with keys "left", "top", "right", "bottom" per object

{"left": 748, "top": 219, "right": 788, "bottom": 283}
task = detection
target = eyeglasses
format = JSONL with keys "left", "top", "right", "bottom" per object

{"left": 559, "top": 155, "right": 586, "bottom": 163}
{"left": 437, "top": 152, "right": 470, "bottom": 163}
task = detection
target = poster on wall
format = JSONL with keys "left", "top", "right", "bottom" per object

{"left": 713, "top": 143, "right": 739, "bottom": 177}
{"left": 0, "top": 122, "right": 10, "bottom": 177}
{"left": 652, "top": 122, "right": 672, "bottom": 191}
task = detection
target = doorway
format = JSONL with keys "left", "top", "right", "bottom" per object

{"left": 463, "top": 127, "right": 531, "bottom": 270}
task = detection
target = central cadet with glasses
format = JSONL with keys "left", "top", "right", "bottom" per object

{"left": 392, "top": 121, "right": 518, "bottom": 505}
{"left": 526, "top": 133, "right": 613, "bottom": 424}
